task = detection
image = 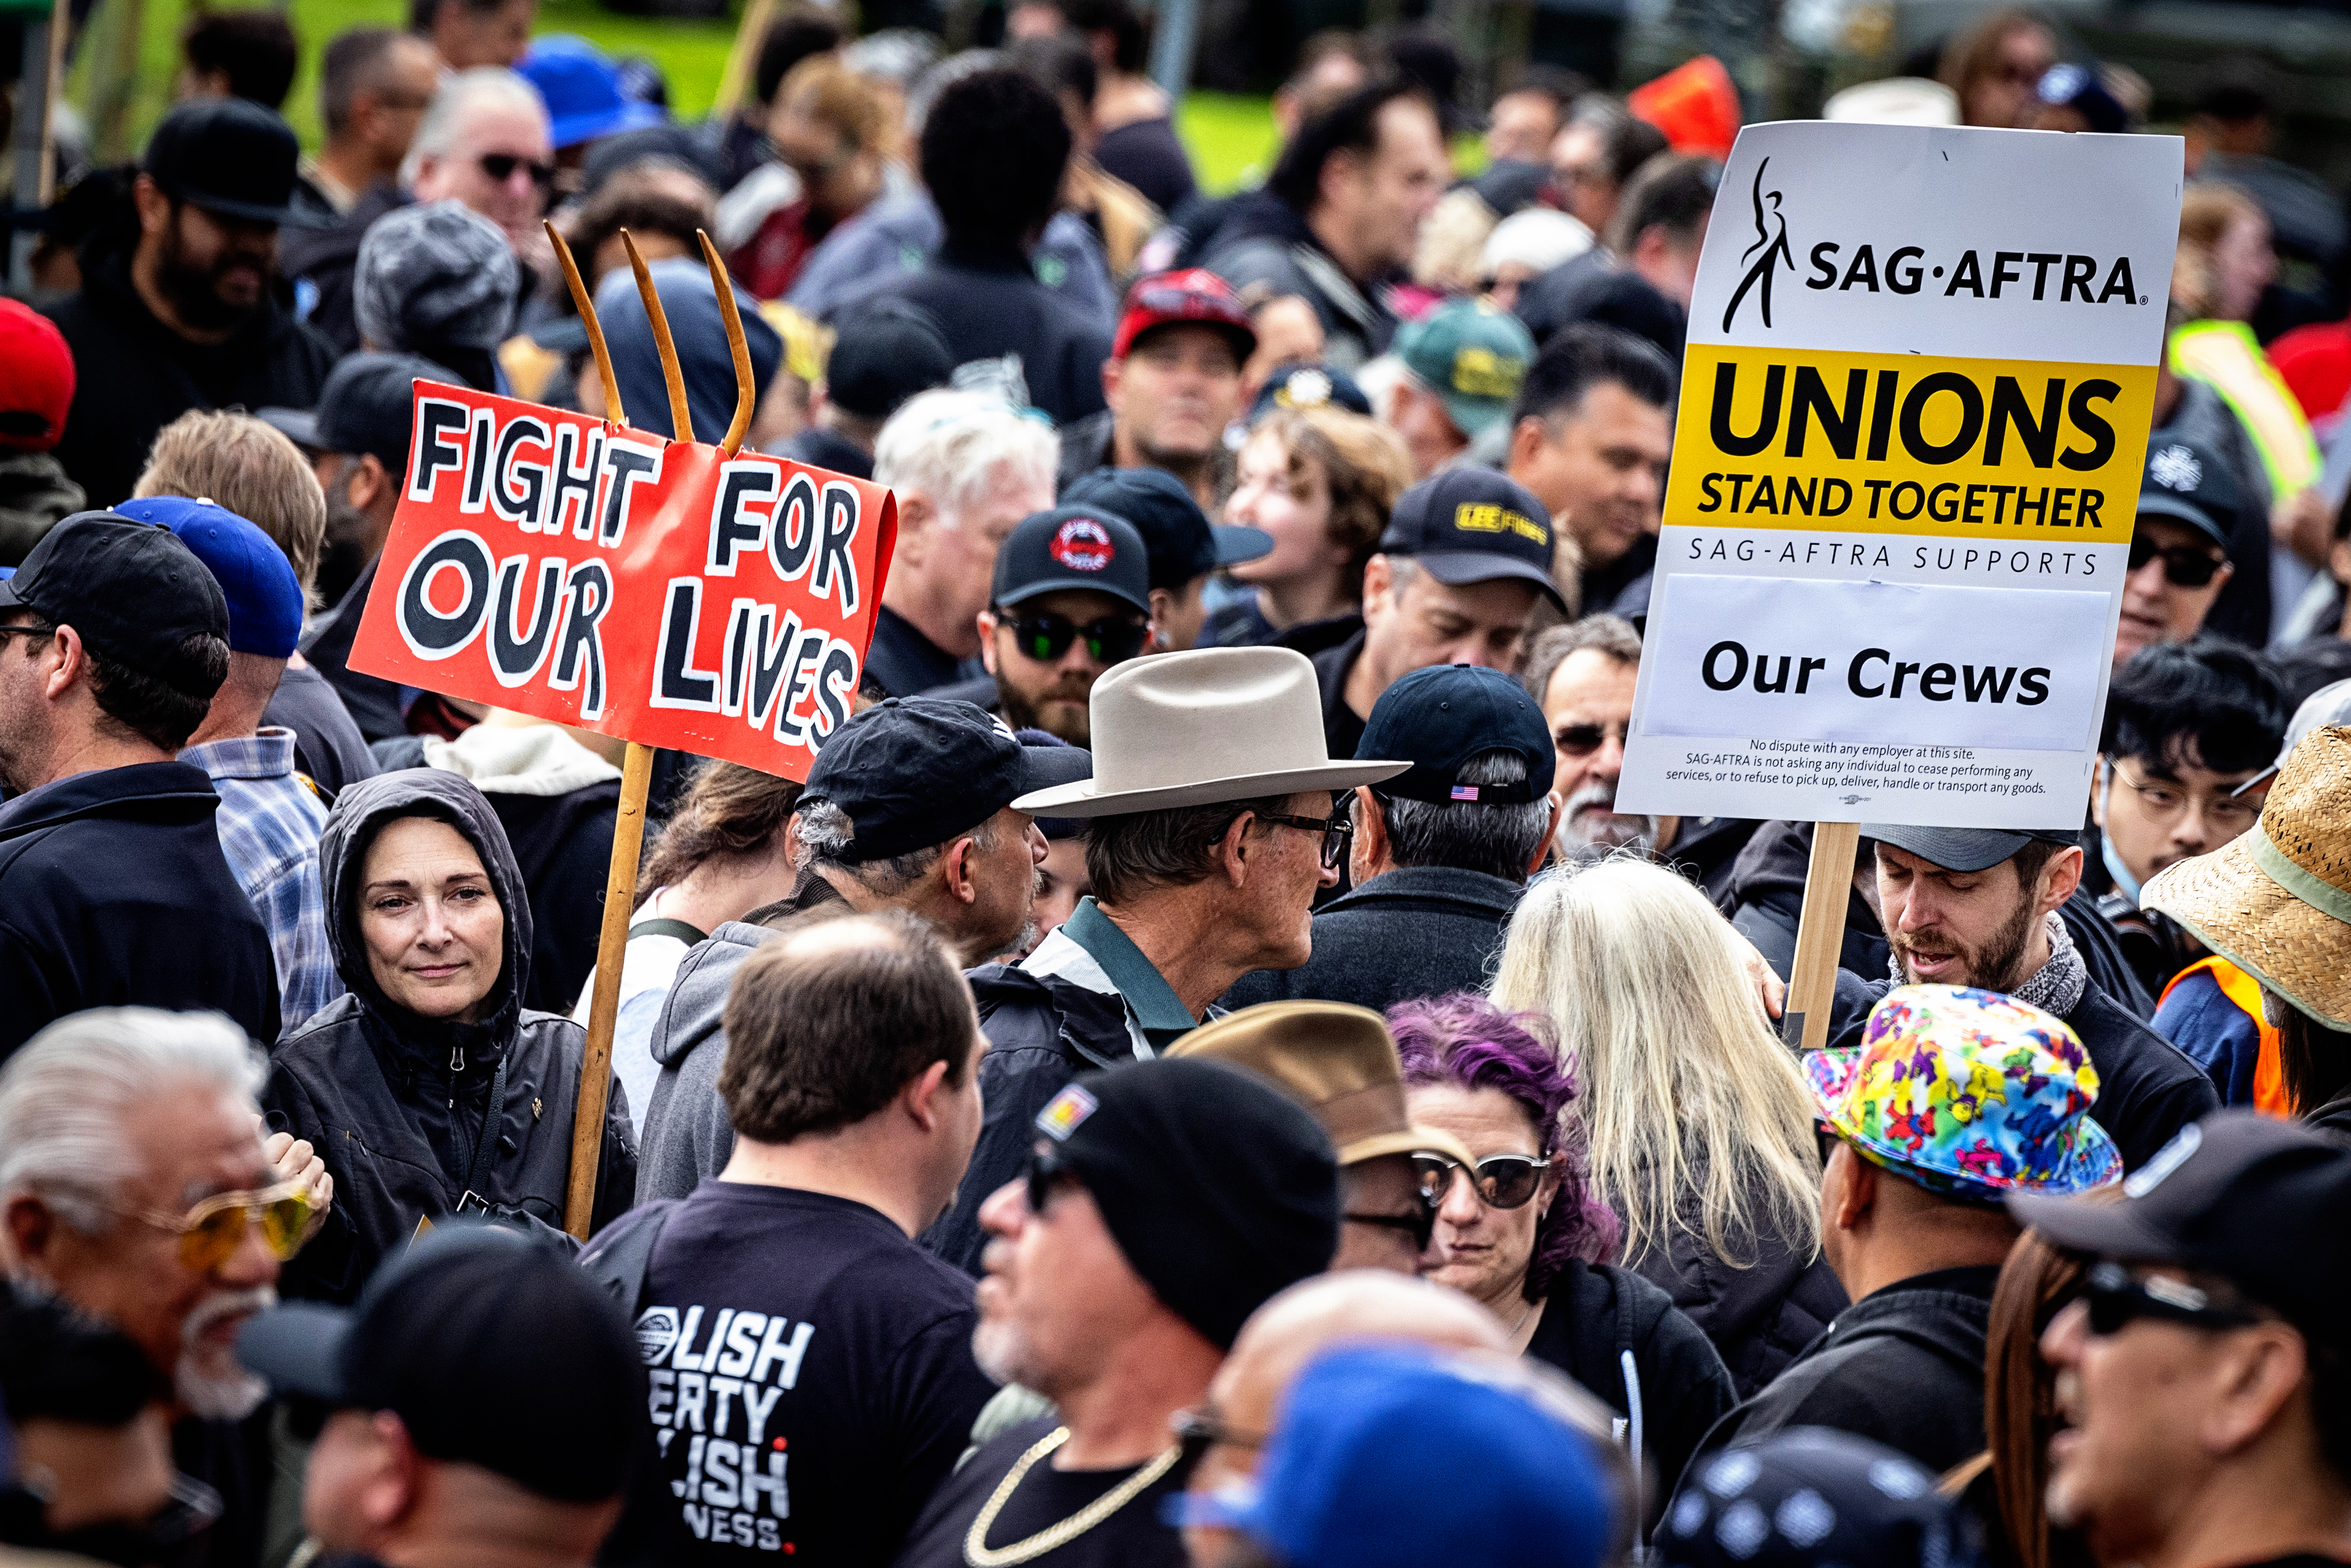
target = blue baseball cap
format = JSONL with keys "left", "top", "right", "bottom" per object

{"left": 518, "top": 35, "right": 667, "bottom": 150}
{"left": 1357, "top": 664, "right": 1555, "bottom": 805}
{"left": 114, "top": 496, "right": 304, "bottom": 658}
{"left": 1061, "top": 466, "right": 1271, "bottom": 590}
{"left": 1177, "top": 1344, "right": 1622, "bottom": 1568}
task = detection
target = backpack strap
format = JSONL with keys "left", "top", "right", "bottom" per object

{"left": 579, "top": 1199, "right": 679, "bottom": 1318}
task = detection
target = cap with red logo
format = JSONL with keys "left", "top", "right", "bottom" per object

{"left": 992, "top": 505, "right": 1153, "bottom": 614}
{"left": 1112, "top": 269, "right": 1258, "bottom": 363}
{"left": 0, "top": 301, "right": 74, "bottom": 454}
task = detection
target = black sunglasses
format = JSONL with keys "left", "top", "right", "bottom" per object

{"left": 1344, "top": 1203, "right": 1437, "bottom": 1252}
{"left": 2128, "top": 536, "right": 2226, "bottom": 588}
{"left": 1001, "top": 610, "right": 1149, "bottom": 666}
{"left": 1023, "top": 1143, "right": 1078, "bottom": 1217}
{"left": 479, "top": 152, "right": 558, "bottom": 191}
{"left": 2083, "top": 1261, "right": 2262, "bottom": 1338}
{"left": 1170, "top": 1407, "right": 1268, "bottom": 1465}
{"left": 1552, "top": 720, "right": 1630, "bottom": 760}
{"left": 1413, "top": 1152, "right": 1551, "bottom": 1211}
{"left": 1255, "top": 807, "right": 1352, "bottom": 870}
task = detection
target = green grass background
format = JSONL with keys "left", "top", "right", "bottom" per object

{"left": 63, "top": 0, "right": 1288, "bottom": 189}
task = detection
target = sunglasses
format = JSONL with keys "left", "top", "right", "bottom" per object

{"left": 1170, "top": 1407, "right": 1268, "bottom": 1465}
{"left": 1255, "top": 807, "right": 1352, "bottom": 870}
{"left": 1552, "top": 720, "right": 1629, "bottom": 760}
{"left": 124, "top": 1180, "right": 324, "bottom": 1274}
{"left": 2083, "top": 1261, "right": 2262, "bottom": 1338}
{"left": 2127, "top": 536, "right": 2226, "bottom": 588}
{"left": 1413, "top": 1152, "right": 1551, "bottom": 1211}
{"left": 1344, "top": 1201, "right": 1437, "bottom": 1252}
{"left": 479, "top": 152, "right": 558, "bottom": 191}
{"left": 1001, "top": 611, "right": 1150, "bottom": 666}
{"left": 1023, "top": 1143, "right": 1077, "bottom": 1218}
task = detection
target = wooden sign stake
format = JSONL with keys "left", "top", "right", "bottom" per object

{"left": 1781, "top": 821, "right": 1860, "bottom": 1053}
{"left": 560, "top": 228, "right": 758, "bottom": 1238}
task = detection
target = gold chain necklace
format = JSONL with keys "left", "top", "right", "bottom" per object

{"left": 962, "top": 1425, "right": 1184, "bottom": 1568}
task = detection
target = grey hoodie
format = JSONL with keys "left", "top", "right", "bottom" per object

{"left": 634, "top": 919, "right": 767, "bottom": 1202}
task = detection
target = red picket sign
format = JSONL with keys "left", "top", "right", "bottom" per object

{"left": 347, "top": 381, "right": 897, "bottom": 782}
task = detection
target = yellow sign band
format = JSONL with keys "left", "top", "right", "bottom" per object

{"left": 1666, "top": 344, "right": 2155, "bottom": 541}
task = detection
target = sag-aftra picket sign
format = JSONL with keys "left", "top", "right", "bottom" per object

{"left": 1621, "top": 122, "right": 2182, "bottom": 830}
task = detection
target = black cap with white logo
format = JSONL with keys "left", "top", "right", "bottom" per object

{"left": 1377, "top": 469, "right": 1565, "bottom": 614}
{"left": 991, "top": 506, "right": 1153, "bottom": 615}
{"left": 2137, "top": 437, "right": 2244, "bottom": 551}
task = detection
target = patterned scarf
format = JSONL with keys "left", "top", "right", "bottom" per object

{"left": 1890, "top": 911, "right": 2085, "bottom": 1016}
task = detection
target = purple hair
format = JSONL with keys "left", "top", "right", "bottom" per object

{"left": 1390, "top": 992, "right": 1620, "bottom": 1300}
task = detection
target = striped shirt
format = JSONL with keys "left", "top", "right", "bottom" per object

{"left": 181, "top": 728, "right": 341, "bottom": 1033}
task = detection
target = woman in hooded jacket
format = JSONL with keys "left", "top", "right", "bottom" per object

{"left": 263, "top": 769, "right": 638, "bottom": 1303}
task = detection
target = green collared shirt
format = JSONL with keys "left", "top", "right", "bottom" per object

{"left": 1028, "top": 896, "right": 1200, "bottom": 1055}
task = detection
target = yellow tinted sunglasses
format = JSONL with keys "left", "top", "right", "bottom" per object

{"left": 131, "top": 1181, "right": 324, "bottom": 1273}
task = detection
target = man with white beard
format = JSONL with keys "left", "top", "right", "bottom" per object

{"left": 1523, "top": 616, "right": 1668, "bottom": 858}
{"left": 0, "top": 1007, "right": 333, "bottom": 1568}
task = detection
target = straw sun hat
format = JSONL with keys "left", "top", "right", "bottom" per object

{"left": 2144, "top": 724, "right": 2351, "bottom": 1028}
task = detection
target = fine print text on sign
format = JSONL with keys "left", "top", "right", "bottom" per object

{"left": 1621, "top": 121, "right": 2182, "bottom": 830}
{"left": 347, "top": 382, "right": 899, "bottom": 781}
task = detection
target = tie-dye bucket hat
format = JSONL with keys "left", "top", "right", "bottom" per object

{"left": 1806, "top": 985, "right": 2123, "bottom": 1201}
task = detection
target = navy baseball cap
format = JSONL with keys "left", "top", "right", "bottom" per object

{"left": 2137, "top": 437, "right": 2245, "bottom": 552}
{"left": 826, "top": 298, "right": 955, "bottom": 421}
{"left": 1062, "top": 467, "right": 1271, "bottom": 591}
{"left": 802, "top": 697, "right": 1091, "bottom": 861}
{"left": 0, "top": 512, "right": 229, "bottom": 671}
{"left": 1863, "top": 824, "right": 2082, "bottom": 875}
{"left": 237, "top": 1225, "right": 643, "bottom": 1504}
{"left": 1180, "top": 1343, "right": 1622, "bottom": 1568}
{"left": 1379, "top": 469, "right": 1565, "bottom": 613}
{"left": 114, "top": 497, "right": 303, "bottom": 658}
{"left": 1661, "top": 1428, "right": 1984, "bottom": 1568}
{"left": 1358, "top": 664, "right": 1555, "bottom": 805}
{"left": 992, "top": 506, "right": 1153, "bottom": 615}
{"left": 314, "top": 351, "right": 460, "bottom": 474}
{"left": 1247, "top": 362, "right": 1374, "bottom": 425}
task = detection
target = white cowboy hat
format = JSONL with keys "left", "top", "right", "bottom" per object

{"left": 1011, "top": 646, "right": 1407, "bottom": 818}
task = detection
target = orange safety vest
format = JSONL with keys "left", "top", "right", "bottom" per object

{"left": 2161, "top": 956, "right": 2290, "bottom": 1117}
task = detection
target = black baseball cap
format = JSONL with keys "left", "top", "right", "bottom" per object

{"left": 1061, "top": 467, "right": 1272, "bottom": 591}
{"left": 1863, "top": 824, "right": 2081, "bottom": 875}
{"left": 1378, "top": 469, "right": 1566, "bottom": 614}
{"left": 1357, "top": 664, "right": 1556, "bottom": 805}
{"left": 2137, "top": 437, "right": 2245, "bottom": 552}
{"left": 295, "top": 352, "right": 458, "bottom": 475}
{"left": 1033, "top": 1057, "right": 1339, "bottom": 1350}
{"left": 826, "top": 298, "right": 955, "bottom": 421}
{"left": 236, "top": 1225, "right": 642, "bottom": 1503}
{"left": 0, "top": 512, "right": 229, "bottom": 671}
{"left": 991, "top": 506, "right": 1153, "bottom": 615}
{"left": 2010, "top": 1111, "right": 2351, "bottom": 1352}
{"left": 1247, "top": 361, "right": 1374, "bottom": 424}
{"left": 143, "top": 97, "right": 310, "bottom": 227}
{"left": 802, "top": 697, "right": 1091, "bottom": 862}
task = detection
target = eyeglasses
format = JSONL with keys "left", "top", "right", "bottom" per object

{"left": 2127, "top": 536, "right": 2227, "bottom": 588}
{"left": 478, "top": 152, "right": 558, "bottom": 192}
{"left": 2108, "top": 762, "right": 2263, "bottom": 833}
{"left": 1413, "top": 1151, "right": 1551, "bottom": 1211}
{"left": 1001, "top": 611, "right": 1150, "bottom": 666}
{"left": 2083, "top": 1261, "right": 2262, "bottom": 1338}
{"left": 1255, "top": 807, "right": 1352, "bottom": 870}
{"left": 1023, "top": 1143, "right": 1077, "bottom": 1218}
{"left": 1551, "top": 720, "right": 1630, "bottom": 759}
{"left": 0, "top": 623, "right": 56, "bottom": 648}
{"left": 1170, "top": 1407, "right": 1269, "bottom": 1465}
{"left": 120, "top": 1180, "right": 324, "bottom": 1274}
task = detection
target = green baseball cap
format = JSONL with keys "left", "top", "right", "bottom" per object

{"left": 1394, "top": 299, "right": 1536, "bottom": 440}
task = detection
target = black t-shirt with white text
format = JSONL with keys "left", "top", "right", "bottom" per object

{"left": 602, "top": 1183, "right": 995, "bottom": 1567}
{"left": 890, "top": 1417, "right": 1194, "bottom": 1568}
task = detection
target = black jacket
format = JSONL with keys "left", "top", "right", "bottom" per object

{"left": 262, "top": 770, "right": 636, "bottom": 1303}
{"left": 1527, "top": 1261, "right": 1737, "bottom": 1521}
{"left": 1200, "top": 190, "right": 1397, "bottom": 371}
{"left": 1691, "top": 1265, "right": 2001, "bottom": 1476}
{"left": 43, "top": 229, "right": 335, "bottom": 508}
{"left": 1827, "top": 977, "right": 2216, "bottom": 1173}
{"left": 301, "top": 558, "right": 408, "bottom": 743}
{"left": 868, "top": 236, "right": 1112, "bottom": 427}
{"left": 1221, "top": 865, "right": 1523, "bottom": 1013}
{"left": 922, "top": 964, "right": 1139, "bottom": 1273}
{"left": 0, "top": 761, "right": 278, "bottom": 1062}
{"left": 279, "top": 182, "right": 408, "bottom": 357}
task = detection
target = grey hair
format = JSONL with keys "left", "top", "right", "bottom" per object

{"left": 0, "top": 1009, "right": 265, "bottom": 1237}
{"left": 1521, "top": 614, "right": 1640, "bottom": 703}
{"left": 1372, "top": 750, "right": 1553, "bottom": 883}
{"left": 400, "top": 67, "right": 548, "bottom": 187}
{"left": 792, "top": 798, "right": 996, "bottom": 894}
{"left": 873, "top": 389, "right": 1059, "bottom": 530}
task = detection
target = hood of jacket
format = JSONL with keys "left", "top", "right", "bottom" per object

{"left": 319, "top": 768, "right": 534, "bottom": 1073}
{"left": 648, "top": 918, "right": 771, "bottom": 1069}
{"left": 419, "top": 722, "right": 621, "bottom": 796}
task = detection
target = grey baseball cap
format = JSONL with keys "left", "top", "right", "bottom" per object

{"left": 1862, "top": 824, "right": 2083, "bottom": 874}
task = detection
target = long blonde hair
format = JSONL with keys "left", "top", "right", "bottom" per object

{"left": 1490, "top": 856, "right": 1822, "bottom": 1269}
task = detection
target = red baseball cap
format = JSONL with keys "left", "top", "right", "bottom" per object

{"left": 1112, "top": 269, "right": 1258, "bottom": 363}
{"left": 0, "top": 300, "right": 73, "bottom": 454}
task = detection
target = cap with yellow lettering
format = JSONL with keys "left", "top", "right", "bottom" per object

{"left": 1394, "top": 299, "right": 1536, "bottom": 440}
{"left": 1378, "top": 468, "right": 1566, "bottom": 613}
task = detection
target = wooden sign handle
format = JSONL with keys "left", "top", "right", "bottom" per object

{"left": 565, "top": 740, "right": 656, "bottom": 1237}
{"left": 1782, "top": 820, "right": 1860, "bottom": 1053}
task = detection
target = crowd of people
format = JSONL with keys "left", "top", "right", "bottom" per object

{"left": 5, "top": 1, "right": 2351, "bottom": 1566}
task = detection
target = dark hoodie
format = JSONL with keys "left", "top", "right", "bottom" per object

{"left": 262, "top": 769, "right": 636, "bottom": 1303}
{"left": 42, "top": 223, "right": 335, "bottom": 508}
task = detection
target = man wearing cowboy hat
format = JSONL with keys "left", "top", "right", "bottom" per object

{"left": 924, "top": 646, "right": 1407, "bottom": 1274}
{"left": 2144, "top": 723, "right": 2351, "bottom": 1130}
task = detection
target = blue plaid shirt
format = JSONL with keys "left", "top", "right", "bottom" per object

{"left": 181, "top": 728, "right": 341, "bottom": 1033}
